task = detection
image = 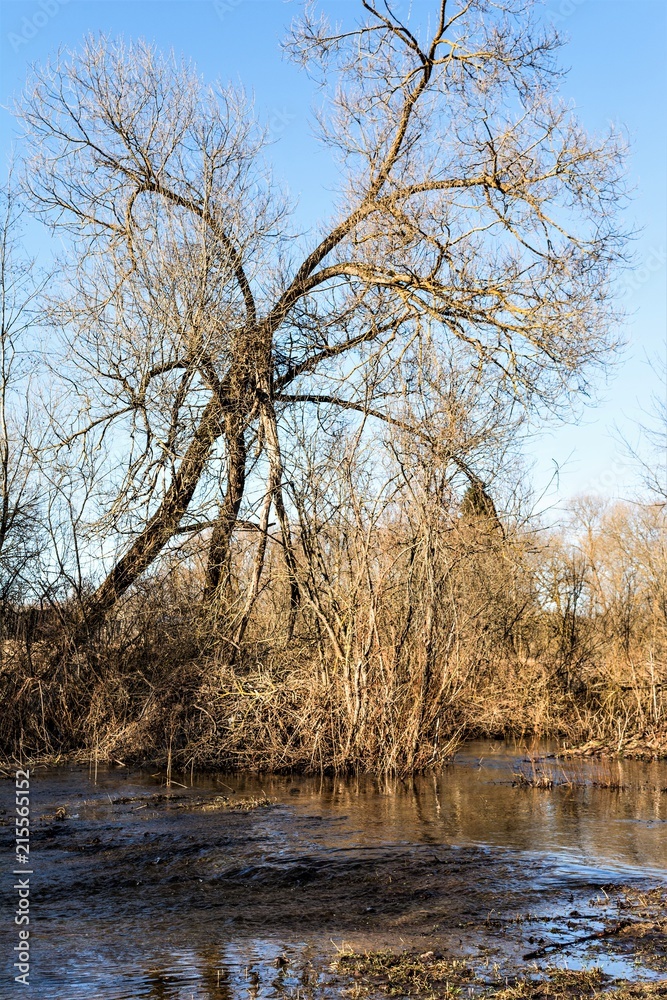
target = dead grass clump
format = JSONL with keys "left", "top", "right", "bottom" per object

{"left": 334, "top": 949, "right": 476, "bottom": 997}
{"left": 332, "top": 953, "right": 665, "bottom": 1000}
{"left": 512, "top": 770, "right": 554, "bottom": 790}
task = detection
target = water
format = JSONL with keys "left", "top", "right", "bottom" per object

{"left": 1, "top": 741, "right": 666, "bottom": 998}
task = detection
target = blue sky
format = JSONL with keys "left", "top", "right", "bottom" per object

{"left": 0, "top": 0, "right": 665, "bottom": 513}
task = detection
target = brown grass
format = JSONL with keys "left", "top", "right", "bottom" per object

{"left": 1, "top": 500, "right": 666, "bottom": 774}
{"left": 332, "top": 953, "right": 666, "bottom": 1000}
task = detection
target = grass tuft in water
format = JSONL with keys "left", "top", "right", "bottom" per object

{"left": 333, "top": 953, "right": 666, "bottom": 1000}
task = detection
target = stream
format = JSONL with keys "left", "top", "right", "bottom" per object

{"left": 1, "top": 741, "right": 666, "bottom": 998}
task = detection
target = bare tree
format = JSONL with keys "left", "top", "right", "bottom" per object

{"left": 17, "top": 0, "right": 628, "bottom": 634}
{"left": 0, "top": 182, "right": 45, "bottom": 618}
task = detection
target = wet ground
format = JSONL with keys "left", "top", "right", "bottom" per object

{"left": 1, "top": 742, "right": 666, "bottom": 998}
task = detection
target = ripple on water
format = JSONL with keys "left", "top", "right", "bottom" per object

{"left": 1, "top": 741, "right": 666, "bottom": 998}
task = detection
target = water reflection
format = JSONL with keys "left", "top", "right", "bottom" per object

{"left": 1, "top": 741, "right": 665, "bottom": 998}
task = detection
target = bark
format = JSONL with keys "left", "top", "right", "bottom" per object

{"left": 203, "top": 410, "right": 247, "bottom": 601}
{"left": 81, "top": 394, "right": 226, "bottom": 632}
{"left": 233, "top": 468, "right": 274, "bottom": 647}
{"left": 260, "top": 399, "right": 300, "bottom": 637}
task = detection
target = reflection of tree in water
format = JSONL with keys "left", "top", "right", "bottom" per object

{"left": 143, "top": 963, "right": 178, "bottom": 1000}
{"left": 192, "top": 944, "right": 320, "bottom": 1000}
{"left": 140, "top": 949, "right": 232, "bottom": 1000}
{"left": 245, "top": 962, "right": 262, "bottom": 1000}
{"left": 195, "top": 946, "right": 233, "bottom": 1000}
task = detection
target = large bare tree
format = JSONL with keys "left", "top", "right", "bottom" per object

{"left": 18, "top": 0, "right": 627, "bottom": 634}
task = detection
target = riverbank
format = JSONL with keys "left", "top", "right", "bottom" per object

{"left": 3, "top": 499, "right": 667, "bottom": 773}
{"left": 2, "top": 639, "right": 667, "bottom": 773}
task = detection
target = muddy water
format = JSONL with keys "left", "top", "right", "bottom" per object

{"left": 1, "top": 742, "right": 666, "bottom": 999}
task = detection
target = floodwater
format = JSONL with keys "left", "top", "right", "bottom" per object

{"left": 1, "top": 742, "right": 667, "bottom": 998}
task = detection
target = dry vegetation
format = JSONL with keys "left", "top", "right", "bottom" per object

{"left": 2, "top": 494, "right": 666, "bottom": 773}
{"left": 332, "top": 955, "right": 667, "bottom": 1000}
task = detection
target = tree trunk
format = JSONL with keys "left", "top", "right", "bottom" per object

{"left": 80, "top": 394, "right": 226, "bottom": 634}
{"left": 204, "top": 411, "right": 247, "bottom": 601}
{"left": 260, "top": 400, "right": 300, "bottom": 636}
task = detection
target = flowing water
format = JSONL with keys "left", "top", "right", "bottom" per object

{"left": 1, "top": 742, "right": 667, "bottom": 999}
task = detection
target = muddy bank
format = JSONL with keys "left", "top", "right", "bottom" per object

{"left": 1, "top": 742, "right": 666, "bottom": 998}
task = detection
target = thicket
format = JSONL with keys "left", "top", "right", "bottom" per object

{"left": 2, "top": 495, "right": 665, "bottom": 773}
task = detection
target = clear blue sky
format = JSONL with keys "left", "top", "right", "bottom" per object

{"left": 0, "top": 0, "right": 665, "bottom": 512}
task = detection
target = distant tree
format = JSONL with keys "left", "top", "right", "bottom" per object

{"left": 0, "top": 182, "right": 45, "bottom": 620}
{"left": 17, "top": 0, "right": 628, "bottom": 635}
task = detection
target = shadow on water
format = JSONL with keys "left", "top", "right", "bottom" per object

{"left": 1, "top": 741, "right": 667, "bottom": 998}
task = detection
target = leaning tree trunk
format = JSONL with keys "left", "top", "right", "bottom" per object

{"left": 78, "top": 393, "right": 227, "bottom": 637}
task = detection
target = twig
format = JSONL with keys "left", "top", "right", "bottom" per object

{"left": 522, "top": 919, "right": 634, "bottom": 961}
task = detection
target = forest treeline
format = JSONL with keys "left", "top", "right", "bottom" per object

{"left": 0, "top": 0, "right": 664, "bottom": 771}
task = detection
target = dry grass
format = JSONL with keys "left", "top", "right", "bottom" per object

{"left": 1, "top": 500, "right": 666, "bottom": 774}
{"left": 2, "top": 630, "right": 665, "bottom": 774}
{"left": 334, "top": 950, "right": 477, "bottom": 997}
{"left": 332, "top": 952, "right": 667, "bottom": 1000}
